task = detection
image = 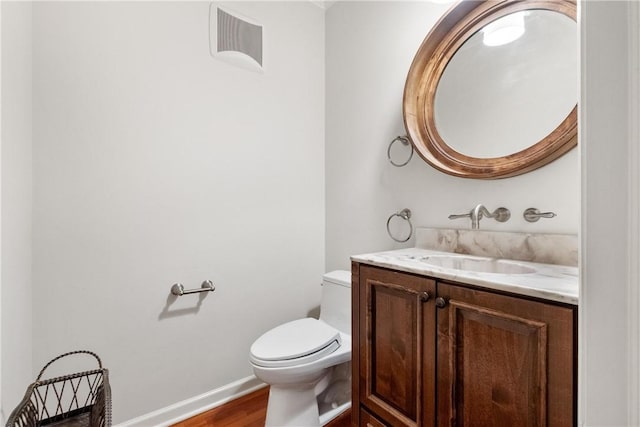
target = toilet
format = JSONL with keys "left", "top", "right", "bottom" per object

{"left": 249, "top": 270, "right": 352, "bottom": 427}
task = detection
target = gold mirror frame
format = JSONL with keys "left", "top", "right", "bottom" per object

{"left": 403, "top": 0, "right": 577, "bottom": 179}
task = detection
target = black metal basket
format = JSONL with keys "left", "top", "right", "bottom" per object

{"left": 6, "top": 351, "right": 111, "bottom": 427}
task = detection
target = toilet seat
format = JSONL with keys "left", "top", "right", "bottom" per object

{"left": 250, "top": 318, "right": 342, "bottom": 368}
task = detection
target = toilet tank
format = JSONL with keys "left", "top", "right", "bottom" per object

{"left": 319, "top": 270, "right": 352, "bottom": 335}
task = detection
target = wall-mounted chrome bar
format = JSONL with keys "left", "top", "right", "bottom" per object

{"left": 171, "top": 280, "right": 215, "bottom": 296}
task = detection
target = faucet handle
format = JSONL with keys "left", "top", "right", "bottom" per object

{"left": 448, "top": 212, "right": 471, "bottom": 220}
{"left": 523, "top": 208, "right": 557, "bottom": 222}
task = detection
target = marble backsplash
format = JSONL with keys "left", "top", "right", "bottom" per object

{"left": 414, "top": 228, "right": 578, "bottom": 266}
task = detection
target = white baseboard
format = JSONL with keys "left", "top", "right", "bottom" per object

{"left": 116, "top": 375, "right": 266, "bottom": 427}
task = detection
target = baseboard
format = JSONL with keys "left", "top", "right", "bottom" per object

{"left": 116, "top": 375, "right": 266, "bottom": 427}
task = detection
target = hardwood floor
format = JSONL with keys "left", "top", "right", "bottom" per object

{"left": 172, "top": 386, "right": 352, "bottom": 427}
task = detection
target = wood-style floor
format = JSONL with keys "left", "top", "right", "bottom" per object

{"left": 172, "top": 386, "right": 351, "bottom": 427}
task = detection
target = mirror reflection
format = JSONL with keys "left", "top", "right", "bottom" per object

{"left": 434, "top": 9, "right": 577, "bottom": 159}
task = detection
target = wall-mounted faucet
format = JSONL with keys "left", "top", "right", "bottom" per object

{"left": 448, "top": 204, "right": 511, "bottom": 229}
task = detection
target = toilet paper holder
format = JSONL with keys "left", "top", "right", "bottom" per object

{"left": 171, "top": 280, "right": 215, "bottom": 296}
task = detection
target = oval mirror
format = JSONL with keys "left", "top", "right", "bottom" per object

{"left": 403, "top": 0, "right": 577, "bottom": 179}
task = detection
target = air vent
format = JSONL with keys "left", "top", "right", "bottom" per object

{"left": 209, "top": 4, "right": 264, "bottom": 72}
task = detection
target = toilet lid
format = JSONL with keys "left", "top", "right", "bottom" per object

{"left": 250, "top": 318, "right": 341, "bottom": 368}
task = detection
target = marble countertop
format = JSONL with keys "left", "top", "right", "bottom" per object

{"left": 351, "top": 248, "right": 579, "bottom": 305}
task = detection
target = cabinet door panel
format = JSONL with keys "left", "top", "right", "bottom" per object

{"left": 437, "top": 283, "right": 575, "bottom": 427}
{"left": 447, "top": 301, "right": 547, "bottom": 426}
{"left": 372, "top": 283, "right": 417, "bottom": 415}
{"left": 359, "top": 266, "right": 436, "bottom": 427}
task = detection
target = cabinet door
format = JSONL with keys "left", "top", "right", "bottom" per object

{"left": 436, "top": 282, "right": 576, "bottom": 427}
{"left": 358, "top": 265, "right": 436, "bottom": 427}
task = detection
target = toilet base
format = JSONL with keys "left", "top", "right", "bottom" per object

{"left": 264, "top": 385, "right": 351, "bottom": 427}
{"left": 265, "top": 383, "right": 322, "bottom": 427}
{"left": 263, "top": 362, "right": 352, "bottom": 427}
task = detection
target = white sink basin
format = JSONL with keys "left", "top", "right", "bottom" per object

{"left": 419, "top": 255, "right": 537, "bottom": 275}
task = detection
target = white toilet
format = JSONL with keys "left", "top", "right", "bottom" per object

{"left": 249, "top": 270, "right": 352, "bottom": 427}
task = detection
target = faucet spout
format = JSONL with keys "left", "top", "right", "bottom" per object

{"left": 471, "top": 204, "right": 491, "bottom": 229}
{"left": 448, "top": 205, "right": 511, "bottom": 229}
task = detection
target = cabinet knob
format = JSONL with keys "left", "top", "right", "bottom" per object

{"left": 435, "top": 297, "right": 447, "bottom": 309}
{"left": 420, "top": 292, "right": 431, "bottom": 302}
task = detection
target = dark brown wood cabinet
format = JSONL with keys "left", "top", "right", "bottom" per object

{"left": 356, "top": 264, "right": 436, "bottom": 426}
{"left": 436, "top": 281, "right": 576, "bottom": 427}
{"left": 360, "top": 408, "right": 388, "bottom": 427}
{"left": 352, "top": 263, "right": 577, "bottom": 427}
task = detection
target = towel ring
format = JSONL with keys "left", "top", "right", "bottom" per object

{"left": 387, "top": 136, "right": 413, "bottom": 167}
{"left": 386, "top": 208, "right": 413, "bottom": 242}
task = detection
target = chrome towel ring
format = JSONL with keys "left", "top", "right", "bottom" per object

{"left": 387, "top": 136, "right": 414, "bottom": 167}
{"left": 386, "top": 208, "right": 413, "bottom": 242}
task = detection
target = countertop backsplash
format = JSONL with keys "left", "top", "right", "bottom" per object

{"left": 414, "top": 227, "right": 578, "bottom": 267}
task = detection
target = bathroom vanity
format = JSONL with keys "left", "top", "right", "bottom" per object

{"left": 350, "top": 230, "right": 578, "bottom": 427}
{"left": 355, "top": 0, "right": 580, "bottom": 421}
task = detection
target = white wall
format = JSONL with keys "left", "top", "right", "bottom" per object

{"left": 325, "top": 1, "right": 580, "bottom": 271}
{"left": 580, "top": 1, "right": 635, "bottom": 425}
{"left": 628, "top": 3, "right": 640, "bottom": 423}
{"left": 1, "top": 1, "right": 33, "bottom": 418}
{"left": 31, "top": 2, "right": 324, "bottom": 422}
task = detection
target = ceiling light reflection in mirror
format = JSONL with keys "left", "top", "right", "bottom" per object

{"left": 482, "top": 11, "right": 527, "bottom": 46}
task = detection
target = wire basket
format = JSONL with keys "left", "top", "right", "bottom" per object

{"left": 6, "top": 351, "right": 111, "bottom": 427}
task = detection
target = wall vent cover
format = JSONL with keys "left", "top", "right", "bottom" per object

{"left": 210, "top": 5, "right": 263, "bottom": 72}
